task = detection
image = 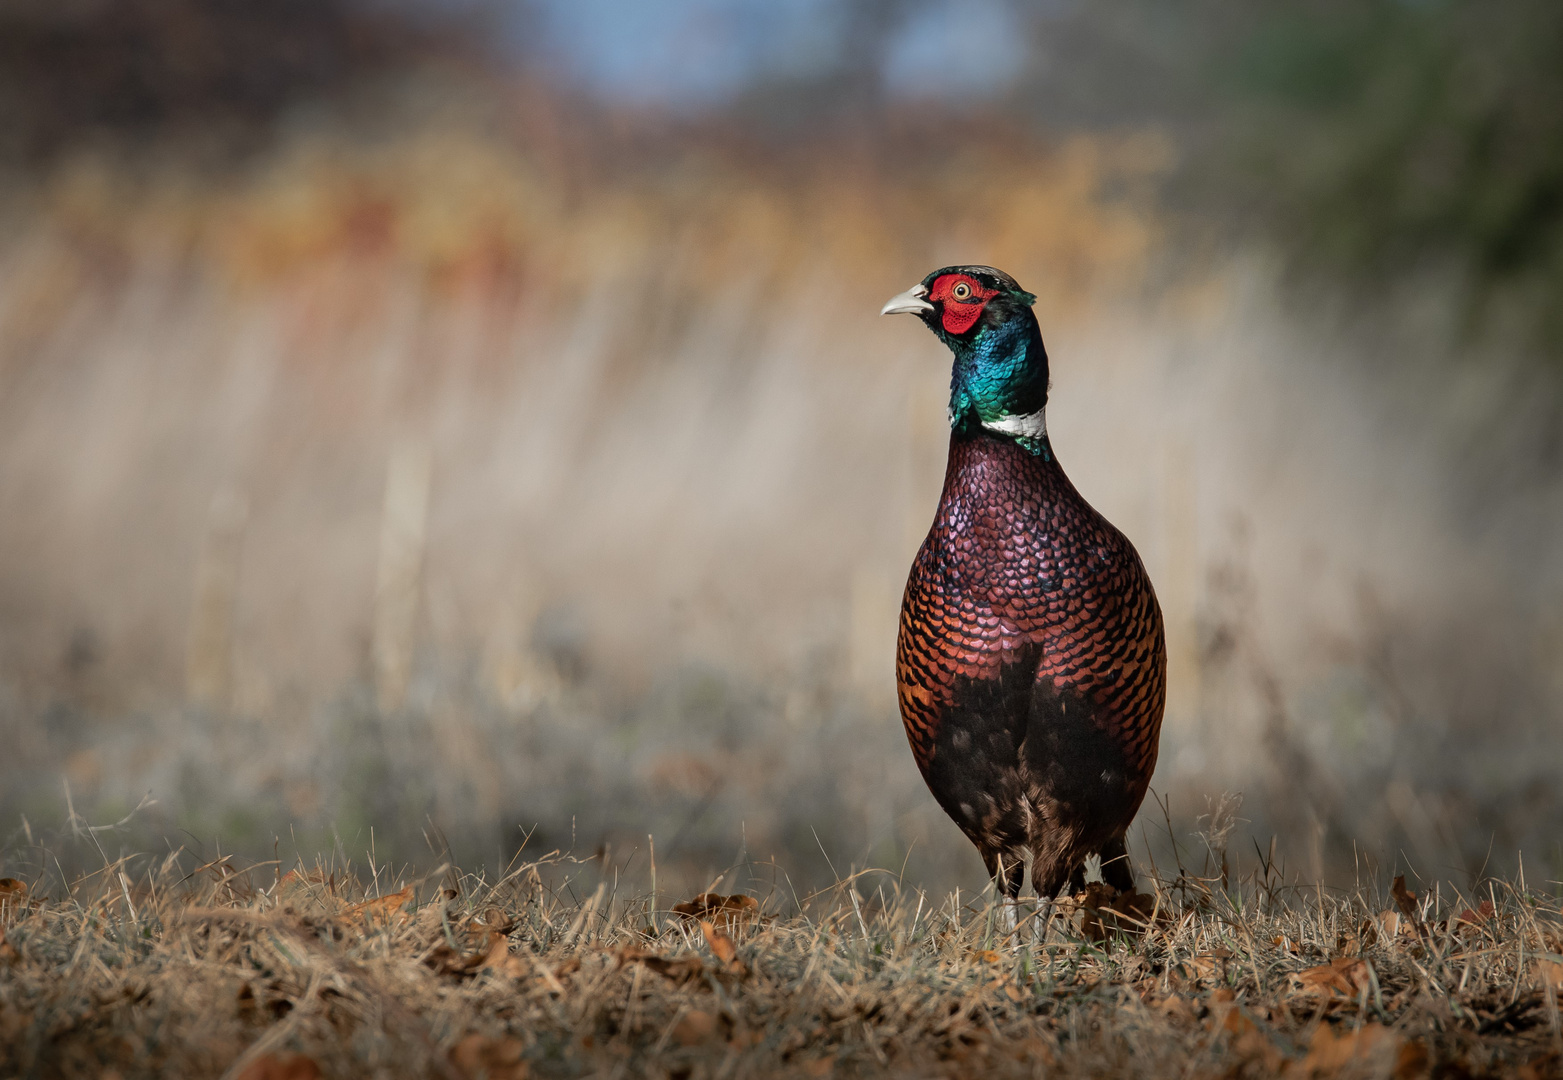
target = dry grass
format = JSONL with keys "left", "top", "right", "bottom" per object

{"left": 3, "top": 836, "right": 1562, "bottom": 1079}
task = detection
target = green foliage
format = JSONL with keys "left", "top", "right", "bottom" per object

{"left": 1206, "top": 0, "right": 1563, "bottom": 348}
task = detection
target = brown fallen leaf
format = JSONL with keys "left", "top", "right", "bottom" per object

{"left": 274, "top": 869, "right": 337, "bottom": 904}
{"left": 468, "top": 907, "right": 517, "bottom": 943}
{"left": 615, "top": 945, "right": 705, "bottom": 984}
{"left": 1297, "top": 1023, "right": 1398, "bottom": 1074}
{"left": 234, "top": 1054, "right": 322, "bottom": 1080}
{"left": 349, "top": 885, "right": 414, "bottom": 926}
{"left": 1358, "top": 909, "right": 1405, "bottom": 948}
{"left": 1205, "top": 987, "right": 1283, "bottom": 1070}
{"left": 671, "top": 893, "right": 760, "bottom": 924}
{"left": 1534, "top": 960, "right": 1563, "bottom": 991}
{"left": 701, "top": 920, "right": 742, "bottom": 966}
{"left": 1291, "top": 957, "right": 1371, "bottom": 998}
{"left": 275, "top": 869, "right": 313, "bottom": 889}
{"left": 1170, "top": 953, "right": 1226, "bottom": 983}
{"left": 1457, "top": 900, "right": 1496, "bottom": 927}
{"left": 1156, "top": 993, "right": 1198, "bottom": 1023}
{"left": 450, "top": 1033, "right": 528, "bottom": 1080}
{"left": 0, "top": 877, "right": 27, "bottom": 906}
{"left": 1391, "top": 875, "right": 1419, "bottom": 921}
{"left": 1080, "top": 885, "right": 1157, "bottom": 941}
{"left": 1394, "top": 1040, "right": 1431, "bottom": 1080}
{"left": 1516, "top": 1052, "right": 1563, "bottom": 1080}
{"left": 425, "top": 943, "right": 487, "bottom": 980}
{"left": 476, "top": 930, "right": 530, "bottom": 980}
{"left": 1207, "top": 988, "right": 1254, "bottom": 1036}
{"left": 672, "top": 1009, "right": 721, "bottom": 1046}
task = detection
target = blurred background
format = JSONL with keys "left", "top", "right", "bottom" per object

{"left": 1, "top": 0, "right": 1560, "bottom": 896}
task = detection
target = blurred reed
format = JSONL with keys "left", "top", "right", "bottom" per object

{"left": 0, "top": 112, "right": 1557, "bottom": 893}
{"left": 375, "top": 441, "right": 431, "bottom": 714}
{"left": 186, "top": 488, "right": 248, "bottom": 712}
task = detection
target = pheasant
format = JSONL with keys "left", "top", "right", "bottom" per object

{"left": 882, "top": 265, "right": 1166, "bottom": 909}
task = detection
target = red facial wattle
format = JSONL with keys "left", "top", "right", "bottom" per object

{"left": 927, "top": 274, "right": 999, "bottom": 335}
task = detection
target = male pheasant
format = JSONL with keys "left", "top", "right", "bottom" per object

{"left": 882, "top": 265, "right": 1166, "bottom": 905}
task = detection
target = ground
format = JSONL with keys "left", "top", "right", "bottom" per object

{"left": 1, "top": 850, "right": 1561, "bottom": 1079}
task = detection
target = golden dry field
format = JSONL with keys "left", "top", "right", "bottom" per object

{"left": 3, "top": 828, "right": 1563, "bottom": 1079}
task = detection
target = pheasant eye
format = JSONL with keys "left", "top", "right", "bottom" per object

{"left": 952, "top": 282, "right": 973, "bottom": 301}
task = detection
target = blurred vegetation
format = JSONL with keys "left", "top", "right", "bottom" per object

{"left": 6, "top": 0, "right": 1558, "bottom": 355}
{"left": 0, "top": 0, "right": 1557, "bottom": 893}
{"left": 1190, "top": 1, "right": 1563, "bottom": 356}
{"left": 0, "top": 0, "right": 455, "bottom": 165}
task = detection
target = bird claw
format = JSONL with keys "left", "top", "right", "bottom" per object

{"left": 998, "top": 897, "right": 1020, "bottom": 938}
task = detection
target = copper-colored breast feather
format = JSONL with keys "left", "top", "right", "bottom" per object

{"left": 895, "top": 431, "right": 1166, "bottom": 883}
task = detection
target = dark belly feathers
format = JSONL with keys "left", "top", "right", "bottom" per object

{"left": 895, "top": 429, "right": 1166, "bottom": 893}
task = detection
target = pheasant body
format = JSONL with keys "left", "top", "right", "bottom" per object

{"left": 883, "top": 265, "right": 1166, "bottom": 900}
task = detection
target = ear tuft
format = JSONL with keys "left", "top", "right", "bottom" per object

{"left": 1014, "top": 290, "right": 1037, "bottom": 306}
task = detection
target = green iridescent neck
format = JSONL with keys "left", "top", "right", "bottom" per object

{"left": 947, "top": 312, "right": 1051, "bottom": 458}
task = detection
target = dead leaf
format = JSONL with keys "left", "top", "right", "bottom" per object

{"left": 475, "top": 931, "right": 530, "bottom": 980}
{"left": 671, "top": 893, "right": 760, "bottom": 925}
{"left": 349, "top": 885, "right": 414, "bottom": 926}
{"left": 1516, "top": 1052, "right": 1563, "bottom": 1080}
{"left": 1394, "top": 1040, "right": 1431, "bottom": 1080}
{"left": 1205, "top": 989, "right": 1284, "bottom": 1070}
{"left": 425, "top": 943, "right": 487, "bottom": 980}
{"left": 1359, "top": 910, "right": 1410, "bottom": 947}
{"left": 615, "top": 946, "right": 705, "bottom": 984}
{"left": 1079, "top": 884, "right": 1156, "bottom": 941}
{"left": 1457, "top": 900, "right": 1496, "bottom": 927}
{"left": 1291, "top": 957, "right": 1370, "bottom": 998}
{"left": 0, "top": 878, "right": 27, "bottom": 906}
{"left": 1271, "top": 934, "right": 1300, "bottom": 954}
{"left": 1208, "top": 992, "right": 1255, "bottom": 1037}
{"left": 1170, "top": 951, "right": 1230, "bottom": 984}
{"left": 672, "top": 1009, "right": 720, "bottom": 1046}
{"left": 0, "top": 926, "right": 18, "bottom": 966}
{"left": 234, "top": 1054, "right": 322, "bottom": 1080}
{"left": 450, "top": 1033, "right": 528, "bottom": 1080}
{"left": 1298, "top": 1023, "right": 1397, "bottom": 1073}
{"left": 469, "top": 907, "right": 516, "bottom": 940}
{"left": 274, "top": 869, "right": 338, "bottom": 906}
{"left": 1391, "top": 875, "right": 1419, "bottom": 920}
{"left": 1159, "top": 994, "right": 1198, "bottom": 1023}
{"left": 701, "top": 920, "right": 741, "bottom": 966}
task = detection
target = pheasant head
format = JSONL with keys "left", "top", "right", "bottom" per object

{"left": 882, "top": 265, "right": 1051, "bottom": 456}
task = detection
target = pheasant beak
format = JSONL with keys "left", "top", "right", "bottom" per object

{"left": 880, "top": 283, "right": 934, "bottom": 317}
